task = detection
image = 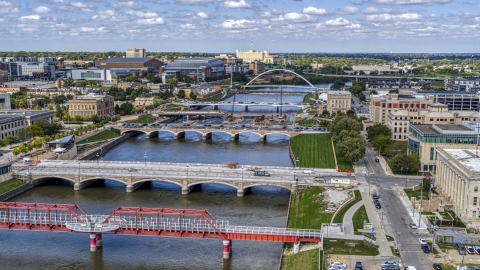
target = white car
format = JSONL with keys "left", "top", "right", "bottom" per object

{"left": 330, "top": 262, "right": 347, "bottom": 269}
{"left": 419, "top": 238, "right": 427, "bottom": 245}
{"left": 328, "top": 266, "right": 345, "bottom": 270}
{"left": 381, "top": 261, "right": 399, "bottom": 267}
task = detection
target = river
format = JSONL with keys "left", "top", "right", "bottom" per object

{"left": 2, "top": 88, "right": 309, "bottom": 269}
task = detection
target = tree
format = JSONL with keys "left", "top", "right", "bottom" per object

{"left": 336, "top": 136, "right": 365, "bottom": 163}
{"left": 321, "top": 110, "right": 330, "bottom": 118}
{"left": 90, "top": 114, "right": 100, "bottom": 123}
{"left": 63, "top": 78, "right": 75, "bottom": 88}
{"left": 4, "top": 135, "right": 18, "bottom": 145}
{"left": 34, "top": 105, "right": 42, "bottom": 110}
{"left": 189, "top": 91, "right": 197, "bottom": 100}
{"left": 177, "top": 90, "right": 186, "bottom": 99}
{"left": 367, "top": 124, "right": 392, "bottom": 144}
{"left": 329, "top": 117, "right": 361, "bottom": 135}
{"left": 17, "top": 128, "right": 32, "bottom": 141}
{"left": 346, "top": 109, "right": 355, "bottom": 118}
{"left": 388, "top": 153, "right": 420, "bottom": 173}
{"left": 166, "top": 78, "right": 178, "bottom": 89}
{"left": 119, "top": 102, "right": 135, "bottom": 116}
{"left": 26, "top": 125, "right": 44, "bottom": 137}
{"left": 55, "top": 104, "right": 63, "bottom": 118}
{"left": 124, "top": 75, "right": 139, "bottom": 82}
{"left": 73, "top": 115, "right": 84, "bottom": 122}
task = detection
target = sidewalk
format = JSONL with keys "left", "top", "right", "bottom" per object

{"left": 343, "top": 201, "right": 363, "bottom": 235}
{"left": 397, "top": 188, "right": 428, "bottom": 230}
{"left": 358, "top": 186, "right": 393, "bottom": 257}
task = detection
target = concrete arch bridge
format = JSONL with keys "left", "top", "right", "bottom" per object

{"left": 13, "top": 161, "right": 345, "bottom": 197}
{"left": 119, "top": 127, "right": 301, "bottom": 141}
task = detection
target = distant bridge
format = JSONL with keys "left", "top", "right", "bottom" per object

{"left": 119, "top": 127, "right": 301, "bottom": 141}
{"left": 13, "top": 160, "right": 343, "bottom": 196}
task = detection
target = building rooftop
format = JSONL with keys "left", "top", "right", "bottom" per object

{"left": 327, "top": 91, "right": 351, "bottom": 95}
{"left": 443, "top": 148, "right": 480, "bottom": 173}
{"left": 412, "top": 124, "right": 475, "bottom": 135}
{"left": 102, "top": 58, "right": 153, "bottom": 63}
{"left": 165, "top": 58, "right": 225, "bottom": 69}
{"left": 0, "top": 110, "right": 53, "bottom": 116}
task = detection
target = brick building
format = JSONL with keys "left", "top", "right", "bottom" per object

{"left": 68, "top": 94, "right": 115, "bottom": 119}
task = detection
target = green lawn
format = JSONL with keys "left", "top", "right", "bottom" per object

{"left": 290, "top": 134, "right": 336, "bottom": 169}
{"left": 324, "top": 238, "right": 379, "bottom": 256}
{"left": 427, "top": 241, "right": 439, "bottom": 254}
{"left": 280, "top": 249, "right": 319, "bottom": 270}
{"left": 77, "top": 129, "right": 121, "bottom": 144}
{"left": 201, "top": 91, "right": 225, "bottom": 102}
{"left": 390, "top": 246, "right": 401, "bottom": 257}
{"left": 296, "top": 118, "right": 321, "bottom": 127}
{"left": 165, "top": 104, "right": 188, "bottom": 111}
{"left": 127, "top": 114, "right": 157, "bottom": 123}
{"left": 288, "top": 187, "right": 332, "bottom": 229}
{"left": 336, "top": 154, "right": 354, "bottom": 172}
{"left": 385, "top": 235, "right": 395, "bottom": 242}
{"left": 333, "top": 190, "right": 362, "bottom": 223}
{"left": 353, "top": 205, "right": 370, "bottom": 235}
{"left": 404, "top": 188, "right": 428, "bottom": 200}
{"left": 0, "top": 179, "right": 24, "bottom": 194}
{"left": 303, "top": 93, "right": 315, "bottom": 104}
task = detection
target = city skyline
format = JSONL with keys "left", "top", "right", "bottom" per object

{"left": 0, "top": 0, "right": 479, "bottom": 53}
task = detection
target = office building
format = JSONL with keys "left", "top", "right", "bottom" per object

{"left": 248, "top": 60, "right": 265, "bottom": 74}
{"left": 408, "top": 124, "right": 478, "bottom": 172}
{"left": 445, "top": 79, "right": 480, "bottom": 92}
{"left": 134, "top": 97, "right": 157, "bottom": 107}
{"left": 0, "top": 93, "right": 11, "bottom": 110}
{"left": 163, "top": 58, "right": 225, "bottom": 79}
{"left": 326, "top": 91, "right": 352, "bottom": 114}
{"left": 100, "top": 58, "right": 163, "bottom": 71}
{"left": 0, "top": 110, "right": 54, "bottom": 140}
{"left": 436, "top": 146, "right": 480, "bottom": 228}
{"left": 386, "top": 103, "right": 478, "bottom": 141}
{"left": 235, "top": 50, "right": 281, "bottom": 64}
{"left": 422, "top": 91, "right": 480, "bottom": 111}
{"left": 126, "top": 48, "right": 146, "bottom": 58}
{"left": 68, "top": 94, "right": 115, "bottom": 119}
{"left": 370, "top": 92, "right": 432, "bottom": 124}
{"left": 70, "top": 68, "right": 149, "bottom": 81}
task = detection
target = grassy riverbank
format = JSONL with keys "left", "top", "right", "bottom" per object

{"left": 287, "top": 187, "right": 332, "bottom": 229}
{"left": 290, "top": 134, "right": 336, "bottom": 169}
{"left": 127, "top": 114, "right": 157, "bottom": 123}
{"left": 332, "top": 190, "right": 362, "bottom": 223}
{"left": 0, "top": 179, "right": 24, "bottom": 195}
{"left": 280, "top": 249, "right": 319, "bottom": 270}
{"left": 77, "top": 129, "right": 121, "bottom": 144}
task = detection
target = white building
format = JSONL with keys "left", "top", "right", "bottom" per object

{"left": 126, "top": 48, "right": 146, "bottom": 58}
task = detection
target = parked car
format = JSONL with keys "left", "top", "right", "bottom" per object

{"left": 409, "top": 222, "right": 417, "bottom": 229}
{"left": 375, "top": 158, "right": 380, "bottom": 162}
{"left": 421, "top": 244, "right": 430, "bottom": 253}
{"left": 330, "top": 262, "right": 346, "bottom": 269}
{"left": 433, "top": 263, "right": 442, "bottom": 270}
{"left": 375, "top": 201, "right": 381, "bottom": 209}
{"left": 474, "top": 246, "right": 480, "bottom": 255}
{"left": 355, "top": 261, "right": 363, "bottom": 270}
{"left": 456, "top": 242, "right": 467, "bottom": 255}
{"left": 381, "top": 261, "right": 399, "bottom": 267}
{"left": 471, "top": 267, "right": 480, "bottom": 270}
{"left": 419, "top": 238, "right": 427, "bottom": 245}
{"left": 328, "top": 266, "right": 345, "bottom": 270}
{"left": 467, "top": 246, "right": 476, "bottom": 254}
{"left": 128, "top": 168, "right": 137, "bottom": 172}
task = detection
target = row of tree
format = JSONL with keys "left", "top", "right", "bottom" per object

{"left": 329, "top": 115, "right": 365, "bottom": 163}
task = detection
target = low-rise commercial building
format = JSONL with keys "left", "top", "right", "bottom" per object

{"left": 408, "top": 124, "right": 478, "bottom": 172}
{"left": 326, "top": 91, "right": 352, "bottom": 113}
{"left": 248, "top": 60, "right": 265, "bottom": 74}
{"left": 444, "top": 78, "right": 480, "bottom": 92}
{"left": 163, "top": 58, "right": 225, "bottom": 79}
{"left": 100, "top": 58, "right": 163, "bottom": 71}
{"left": 68, "top": 94, "right": 115, "bottom": 119}
{"left": 436, "top": 146, "right": 480, "bottom": 228}
{"left": 134, "top": 98, "right": 157, "bottom": 107}
{"left": 126, "top": 48, "right": 146, "bottom": 58}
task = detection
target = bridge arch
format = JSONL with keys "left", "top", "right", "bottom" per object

{"left": 81, "top": 177, "right": 127, "bottom": 185}
{"left": 243, "top": 183, "right": 292, "bottom": 191}
{"left": 134, "top": 179, "right": 183, "bottom": 189}
{"left": 187, "top": 181, "right": 238, "bottom": 190}
{"left": 121, "top": 129, "right": 148, "bottom": 136}
{"left": 245, "top": 69, "right": 315, "bottom": 88}
{"left": 33, "top": 176, "right": 76, "bottom": 185}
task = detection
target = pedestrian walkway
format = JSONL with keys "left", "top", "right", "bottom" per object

{"left": 358, "top": 186, "right": 393, "bottom": 257}
{"left": 398, "top": 189, "right": 428, "bottom": 230}
{"left": 343, "top": 200, "right": 364, "bottom": 235}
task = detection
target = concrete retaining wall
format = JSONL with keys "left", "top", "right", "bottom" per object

{"left": 0, "top": 178, "right": 49, "bottom": 202}
{"left": 78, "top": 133, "right": 136, "bottom": 160}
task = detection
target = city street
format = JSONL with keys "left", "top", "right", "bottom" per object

{"left": 357, "top": 143, "right": 430, "bottom": 269}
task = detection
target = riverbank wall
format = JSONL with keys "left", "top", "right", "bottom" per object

{"left": 278, "top": 191, "right": 294, "bottom": 270}
{"left": 0, "top": 178, "right": 49, "bottom": 202}
{"left": 77, "top": 133, "right": 136, "bottom": 160}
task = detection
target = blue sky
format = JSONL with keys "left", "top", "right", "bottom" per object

{"left": 1, "top": 0, "right": 479, "bottom": 53}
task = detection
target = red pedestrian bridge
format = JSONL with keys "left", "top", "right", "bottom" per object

{"left": 0, "top": 202, "right": 322, "bottom": 258}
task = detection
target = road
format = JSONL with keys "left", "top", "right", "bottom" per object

{"left": 360, "top": 143, "right": 429, "bottom": 269}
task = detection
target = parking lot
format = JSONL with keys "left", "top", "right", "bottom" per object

{"left": 328, "top": 255, "right": 402, "bottom": 270}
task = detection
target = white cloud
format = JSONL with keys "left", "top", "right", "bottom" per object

{"left": 283, "top": 12, "right": 315, "bottom": 22}
{"left": 325, "top": 18, "right": 351, "bottom": 26}
{"left": 176, "top": 0, "right": 221, "bottom": 4}
{"left": 79, "top": 26, "right": 96, "bottom": 32}
{"left": 137, "top": 17, "right": 165, "bottom": 25}
{"left": 475, "top": 17, "right": 480, "bottom": 22}
{"left": 369, "top": 0, "right": 451, "bottom": 4}
{"left": 220, "top": 0, "right": 251, "bottom": 8}
{"left": 220, "top": 19, "right": 254, "bottom": 28}
{"left": 366, "top": 13, "right": 422, "bottom": 21}
{"left": 334, "top": 6, "right": 359, "bottom": 15}
{"left": 91, "top": 10, "right": 118, "bottom": 21}
{"left": 0, "top": 1, "right": 18, "bottom": 13}
{"left": 32, "top": 6, "right": 52, "bottom": 13}
{"left": 361, "top": 7, "right": 392, "bottom": 14}
{"left": 19, "top": 15, "right": 41, "bottom": 21}
{"left": 303, "top": 6, "right": 327, "bottom": 15}
{"left": 109, "top": 1, "right": 142, "bottom": 9}
{"left": 197, "top": 12, "right": 209, "bottom": 19}
{"left": 0, "top": 0, "right": 14, "bottom": 7}
{"left": 125, "top": 11, "right": 158, "bottom": 18}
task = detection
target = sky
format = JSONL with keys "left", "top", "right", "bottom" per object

{"left": 0, "top": 0, "right": 479, "bottom": 53}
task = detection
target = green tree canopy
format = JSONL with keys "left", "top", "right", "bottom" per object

{"left": 26, "top": 125, "right": 44, "bottom": 137}
{"left": 367, "top": 124, "right": 392, "bottom": 143}
{"left": 388, "top": 153, "right": 420, "bottom": 173}
{"left": 177, "top": 89, "right": 186, "bottom": 99}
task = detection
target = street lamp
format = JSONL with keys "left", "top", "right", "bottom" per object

{"left": 144, "top": 154, "right": 147, "bottom": 166}
{"left": 96, "top": 152, "right": 99, "bottom": 165}
{"left": 405, "top": 167, "right": 409, "bottom": 187}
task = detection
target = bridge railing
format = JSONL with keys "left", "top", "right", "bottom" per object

{"left": 225, "top": 226, "right": 322, "bottom": 239}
